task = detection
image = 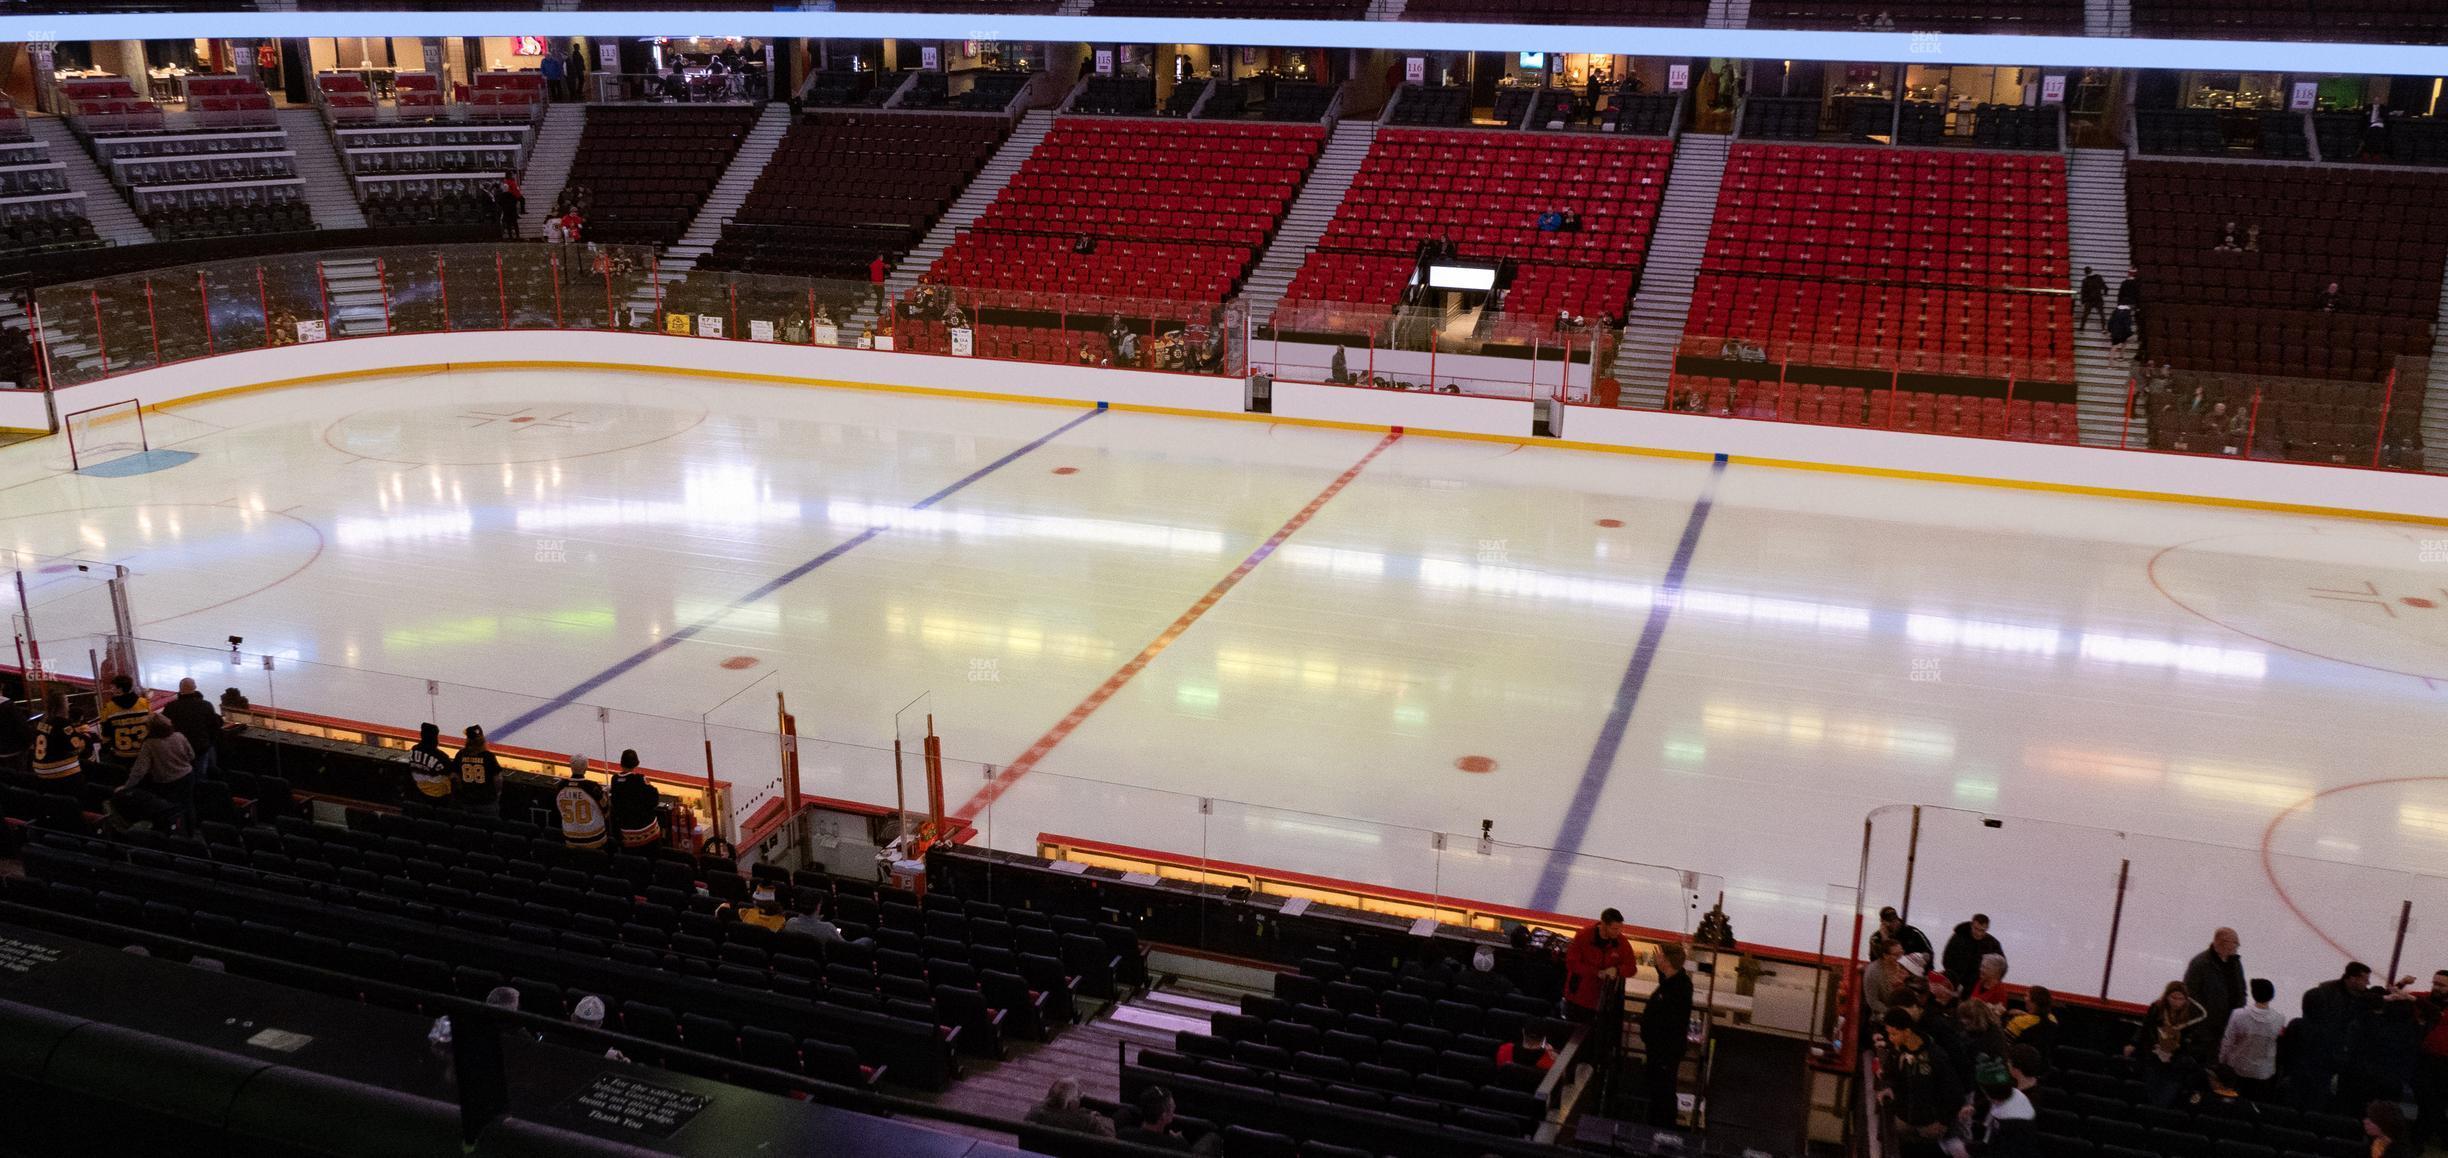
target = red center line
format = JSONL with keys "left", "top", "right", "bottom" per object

{"left": 951, "top": 430, "right": 1405, "bottom": 823}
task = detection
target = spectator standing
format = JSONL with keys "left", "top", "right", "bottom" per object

{"left": 2107, "top": 304, "right": 2135, "bottom": 351}
{"left": 1563, "top": 907, "right": 1637, "bottom": 1028}
{"left": 1880, "top": 1007, "right": 1961, "bottom": 1158}
{"left": 2297, "top": 962, "right": 2376, "bottom": 1111}
{"left": 2184, "top": 927, "right": 2247, "bottom": 1038}
{"left": 455, "top": 725, "right": 505, "bottom": 820}
{"left": 541, "top": 48, "right": 566, "bottom": 102}
{"left": 94, "top": 674, "right": 153, "bottom": 782}
{"left": 1966, "top": 1057, "right": 2041, "bottom": 1158}
{"left": 2417, "top": 971, "right": 2448, "bottom": 1149}
{"left": 1023, "top": 1077, "right": 1114, "bottom": 1137}
{"left": 1641, "top": 942, "right": 1694, "bottom": 1129}
{"left": 160, "top": 677, "right": 221, "bottom": 780}
{"left": 2077, "top": 267, "right": 2107, "bottom": 331}
{"left": 609, "top": 749, "right": 664, "bottom": 849}
{"left": 2317, "top": 281, "right": 2343, "bottom": 312}
{"left": 406, "top": 722, "right": 455, "bottom": 806}
{"left": 1872, "top": 905, "right": 1934, "bottom": 961}
{"left": 28, "top": 695, "right": 90, "bottom": 787}
{"left": 555, "top": 755, "right": 607, "bottom": 850}
{"left": 2219, "top": 977, "right": 2285, "bottom": 1102}
{"left": 2115, "top": 267, "right": 2142, "bottom": 311}
{"left": 1942, "top": 914, "right": 2004, "bottom": 995}
{"left": 1865, "top": 937, "right": 1911, "bottom": 1018}
{"left": 868, "top": 255, "right": 889, "bottom": 314}
{"left": 2006, "top": 1043, "right": 2052, "bottom": 1112}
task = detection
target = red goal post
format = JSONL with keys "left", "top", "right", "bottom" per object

{"left": 62, "top": 398, "right": 148, "bottom": 473}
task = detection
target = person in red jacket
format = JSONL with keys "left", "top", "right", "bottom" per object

{"left": 1564, "top": 907, "right": 1637, "bottom": 1026}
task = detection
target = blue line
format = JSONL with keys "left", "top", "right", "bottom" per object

{"left": 493, "top": 406, "right": 1107, "bottom": 740}
{"left": 1529, "top": 456, "right": 1727, "bottom": 913}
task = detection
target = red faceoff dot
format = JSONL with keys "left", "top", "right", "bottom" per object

{"left": 1052, "top": 466, "right": 1079, "bottom": 475}
{"left": 1455, "top": 755, "right": 1497, "bottom": 774}
{"left": 511, "top": 415, "right": 536, "bottom": 423}
{"left": 1596, "top": 518, "right": 1624, "bottom": 528}
{"left": 720, "top": 656, "right": 760, "bottom": 670}
{"left": 2405, "top": 597, "right": 2438, "bottom": 609}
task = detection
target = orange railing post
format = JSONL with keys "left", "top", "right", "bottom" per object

{"left": 437, "top": 256, "right": 451, "bottom": 331}
{"left": 143, "top": 278, "right": 160, "bottom": 364}
{"left": 197, "top": 271, "right": 214, "bottom": 356}
{"left": 255, "top": 265, "right": 271, "bottom": 343}
{"left": 549, "top": 254, "right": 563, "bottom": 328}
{"left": 316, "top": 260, "right": 332, "bottom": 333}
{"left": 2245, "top": 389, "right": 2262, "bottom": 459}
{"left": 2119, "top": 372, "right": 2136, "bottom": 449}
{"left": 88, "top": 289, "right": 107, "bottom": 371}
{"left": 2373, "top": 367, "right": 2396, "bottom": 468}
{"left": 494, "top": 252, "right": 508, "bottom": 329}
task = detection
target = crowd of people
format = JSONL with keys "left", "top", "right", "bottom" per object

{"left": 0, "top": 674, "right": 225, "bottom": 834}
{"left": 1864, "top": 907, "right": 2442, "bottom": 1157}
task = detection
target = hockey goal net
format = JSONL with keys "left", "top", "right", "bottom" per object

{"left": 64, "top": 399, "right": 148, "bottom": 472}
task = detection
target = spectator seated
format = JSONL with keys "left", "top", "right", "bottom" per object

{"left": 2126, "top": 160, "right": 2448, "bottom": 381}
{"left": 701, "top": 111, "right": 1011, "bottom": 280}
{"left": 2142, "top": 369, "right": 2425, "bottom": 468}
{"left": 564, "top": 105, "right": 760, "bottom": 246}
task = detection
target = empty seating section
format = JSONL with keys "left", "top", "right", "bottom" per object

{"left": 182, "top": 75, "right": 278, "bottom": 129}
{"left": 830, "top": 0, "right": 1056, "bottom": 11}
{"left": 565, "top": 106, "right": 759, "bottom": 246}
{"left": 1387, "top": 86, "right": 1471, "bottom": 126}
{"left": 59, "top": 77, "right": 164, "bottom": 135}
{"left": 2132, "top": 0, "right": 2448, "bottom": 42}
{"left": 800, "top": 70, "right": 884, "bottom": 108}
{"left": 1147, "top": 960, "right": 1558, "bottom": 1143}
{"left": 1686, "top": 145, "right": 2074, "bottom": 384}
{"left": 2126, "top": 161, "right": 2448, "bottom": 381}
{"left": 7, "top": 799, "right": 1149, "bottom": 1096}
{"left": 1071, "top": 77, "right": 1156, "bottom": 117}
{"left": 1284, "top": 130, "right": 1672, "bottom": 335}
{"left": 84, "top": 126, "right": 313, "bottom": 243}
{"left": 1669, "top": 375, "right": 2081, "bottom": 443}
{"left": 393, "top": 72, "right": 447, "bottom": 119}
{"left": 0, "top": 124, "right": 96, "bottom": 256}
{"left": 1749, "top": 0, "right": 2080, "bottom": 29}
{"left": 468, "top": 72, "right": 545, "bottom": 122}
{"left": 1404, "top": 0, "right": 1703, "bottom": 22}
{"left": 928, "top": 119, "right": 1321, "bottom": 310}
{"left": 312, "top": 72, "right": 378, "bottom": 124}
{"left": 1256, "top": 82, "right": 1336, "bottom": 123}
{"left": 955, "top": 72, "right": 1032, "bottom": 112}
{"left": 702, "top": 112, "right": 1011, "bottom": 280}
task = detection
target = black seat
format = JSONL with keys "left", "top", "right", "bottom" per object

{"left": 1233, "top": 1041, "right": 1291, "bottom": 1070}
{"left": 1354, "top": 1062, "right": 1409, "bottom": 1093}
{"left": 1219, "top": 1125, "right": 1297, "bottom": 1158}
{"left": 680, "top": 1013, "right": 738, "bottom": 1056}
{"left": 738, "top": 1026, "right": 800, "bottom": 1071}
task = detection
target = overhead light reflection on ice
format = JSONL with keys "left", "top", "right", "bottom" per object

{"left": 2077, "top": 632, "right": 2266, "bottom": 679}
{"left": 824, "top": 500, "right": 1227, "bottom": 556}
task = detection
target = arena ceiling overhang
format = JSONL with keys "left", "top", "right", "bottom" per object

{"left": 5, "top": 13, "right": 2448, "bottom": 73}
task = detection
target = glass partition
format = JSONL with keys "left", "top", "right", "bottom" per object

{"left": 1860, "top": 804, "right": 2448, "bottom": 1008}
{"left": 1256, "top": 296, "right": 1605, "bottom": 400}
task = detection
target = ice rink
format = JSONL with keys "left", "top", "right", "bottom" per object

{"left": 4, "top": 367, "right": 2444, "bottom": 1005}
